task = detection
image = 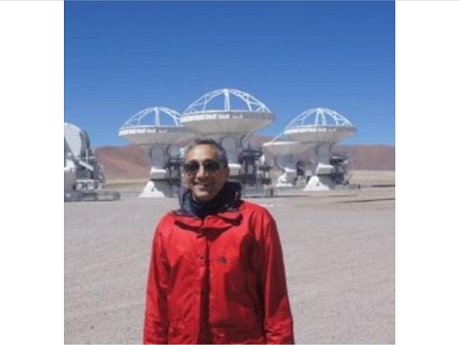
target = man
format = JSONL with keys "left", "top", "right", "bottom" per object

{"left": 143, "top": 138, "right": 294, "bottom": 344}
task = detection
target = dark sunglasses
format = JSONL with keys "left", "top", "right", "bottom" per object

{"left": 183, "top": 159, "right": 223, "bottom": 174}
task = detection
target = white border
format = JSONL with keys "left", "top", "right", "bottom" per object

{"left": 397, "top": 1, "right": 460, "bottom": 344}
{"left": 0, "top": 1, "right": 63, "bottom": 344}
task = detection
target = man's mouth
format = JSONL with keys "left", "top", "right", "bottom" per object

{"left": 194, "top": 182, "right": 212, "bottom": 188}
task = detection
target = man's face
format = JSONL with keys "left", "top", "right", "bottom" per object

{"left": 183, "top": 144, "right": 229, "bottom": 202}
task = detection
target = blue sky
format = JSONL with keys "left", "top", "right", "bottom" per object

{"left": 64, "top": 0, "right": 395, "bottom": 148}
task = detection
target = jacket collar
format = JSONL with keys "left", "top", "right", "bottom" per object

{"left": 172, "top": 181, "right": 243, "bottom": 231}
{"left": 175, "top": 181, "right": 242, "bottom": 217}
{"left": 173, "top": 209, "right": 242, "bottom": 232}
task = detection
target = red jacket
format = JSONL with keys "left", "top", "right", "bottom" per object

{"left": 144, "top": 199, "right": 294, "bottom": 344}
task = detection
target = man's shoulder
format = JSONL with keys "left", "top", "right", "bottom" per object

{"left": 240, "top": 200, "right": 273, "bottom": 217}
{"left": 156, "top": 210, "right": 199, "bottom": 227}
{"left": 156, "top": 211, "right": 178, "bottom": 227}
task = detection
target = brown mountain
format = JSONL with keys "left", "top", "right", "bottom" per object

{"left": 95, "top": 143, "right": 395, "bottom": 182}
{"left": 96, "top": 145, "right": 150, "bottom": 181}
{"left": 337, "top": 145, "right": 395, "bottom": 171}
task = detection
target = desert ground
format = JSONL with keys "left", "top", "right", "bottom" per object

{"left": 64, "top": 171, "right": 395, "bottom": 344}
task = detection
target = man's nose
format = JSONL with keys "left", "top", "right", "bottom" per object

{"left": 196, "top": 164, "right": 208, "bottom": 177}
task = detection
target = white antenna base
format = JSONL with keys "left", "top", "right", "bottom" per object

{"left": 139, "top": 180, "right": 176, "bottom": 198}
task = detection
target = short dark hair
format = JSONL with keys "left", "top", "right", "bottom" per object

{"left": 184, "top": 138, "right": 228, "bottom": 167}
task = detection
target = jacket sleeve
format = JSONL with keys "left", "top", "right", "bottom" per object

{"left": 257, "top": 210, "right": 295, "bottom": 344}
{"left": 143, "top": 220, "right": 170, "bottom": 344}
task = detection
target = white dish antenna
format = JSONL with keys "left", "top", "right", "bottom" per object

{"left": 283, "top": 107, "right": 356, "bottom": 143}
{"left": 181, "top": 88, "right": 275, "bottom": 135}
{"left": 64, "top": 122, "right": 91, "bottom": 158}
{"left": 119, "top": 106, "right": 195, "bottom": 145}
{"left": 262, "top": 134, "right": 312, "bottom": 171}
{"left": 262, "top": 138, "right": 311, "bottom": 156}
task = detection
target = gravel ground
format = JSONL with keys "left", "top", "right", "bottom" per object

{"left": 64, "top": 186, "right": 395, "bottom": 344}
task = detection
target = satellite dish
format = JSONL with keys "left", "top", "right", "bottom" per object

{"left": 284, "top": 107, "right": 356, "bottom": 143}
{"left": 64, "top": 122, "right": 90, "bottom": 158}
{"left": 181, "top": 88, "right": 275, "bottom": 135}
{"left": 119, "top": 106, "right": 195, "bottom": 145}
